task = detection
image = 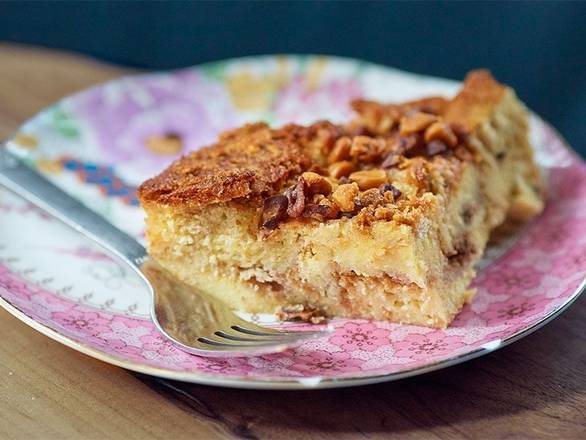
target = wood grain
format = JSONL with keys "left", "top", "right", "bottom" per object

{"left": 0, "top": 42, "right": 585, "bottom": 440}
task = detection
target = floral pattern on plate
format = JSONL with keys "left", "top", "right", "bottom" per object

{"left": 1, "top": 56, "right": 584, "bottom": 388}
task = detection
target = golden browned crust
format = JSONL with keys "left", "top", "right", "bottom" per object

{"left": 443, "top": 70, "right": 506, "bottom": 131}
{"left": 138, "top": 70, "right": 512, "bottom": 216}
{"left": 138, "top": 123, "right": 312, "bottom": 207}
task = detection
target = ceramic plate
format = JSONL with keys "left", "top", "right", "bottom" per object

{"left": 1, "top": 56, "right": 585, "bottom": 389}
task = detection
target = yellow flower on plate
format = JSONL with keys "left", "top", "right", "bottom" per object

{"left": 36, "top": 158, "right": 63, "bottom": 174}
{"left": 12, "top": 132, "right": 39, "bottom": 150}
{"left": 145, "top": 133, "right": 183, "bottom": 156}
{"left": 227, "top": 57, "right": 289, "bottom": 111}
{"left": 304, "top": 57, "right": 328, "bottom": 91}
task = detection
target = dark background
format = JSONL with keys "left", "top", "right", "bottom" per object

{"left": 1, "top": 1, "right": 586, "bottom": 155}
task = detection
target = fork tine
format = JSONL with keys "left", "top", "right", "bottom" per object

{"left": 231, "top": 324, "right": 327, "bottom": 337}
{"left": 214, "top": 330, "right": 325, "bottom": 343}
{"left": 168, "top": 324, "right": 332, "bottom": 357}
{"left": 197, "top": 337, "right": 291, "bottom": 348}
{"left": 214, "top": 331, "right": 285, "bottom": 343}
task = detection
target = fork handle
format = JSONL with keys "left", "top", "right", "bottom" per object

{"left": 0, "top": 146, "right": 147, "bottom": 267}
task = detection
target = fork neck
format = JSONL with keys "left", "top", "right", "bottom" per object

{"left": 0, "top": 145, "right": 148, "bottom": 269}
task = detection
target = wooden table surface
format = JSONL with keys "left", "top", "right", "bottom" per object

{"left": 0, "top": 43, "right": 585, "bottom": 440}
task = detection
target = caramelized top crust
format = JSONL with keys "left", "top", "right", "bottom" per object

{"left": 138, "top": 70, "right": 510, "bottom": 215}
{"left": 443, "top": 70, "right": 506, "bottom": 131}
{"left": 139, "top": 123, "right": 312, "bottom": 207}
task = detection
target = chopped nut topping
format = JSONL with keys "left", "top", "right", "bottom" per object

{"left": 374, "top": 205, "right": 394, "bottom": 221}
{"left": 384, "top": 134, "right": 423, "bottom": 161}
{"left": 350, "top": 136, "right": 384, "bottom": 163}
{"left": 351, "top": 100, "right": 401, "bottom": 135}
{"left": 255, "top": 94, "right": 475, "bottom": 230}
{"left": 426, "top": 140, "right": 448, "bottom": 156}
{"left": 349, "top": 169, "right": 387, "bottom": 190}
{"left": 328, "top": 160, "right": 355, "bottom": 179}
{"left": 312, "top": 126, "right": 339, "bottom": 152}
{"left": 357, "top": 188, "right": 384, "bottom": 207}
{"left": 454, "top": 145, "right": 474, "bottom": 161}
{"left": 310, "top": 193, "right": 327, "bottom": 205}
{"left": 143, "top": 75, "right": 508, "bottom": 238}
{"left": 307, "top": 164, "right": 328, "bottom": 175}
{"left": 285, "top": 180, "right": 306, "bottom": 218}
{"left": 301, "top": 171, "right": 332, "bottom": 196}
{"left": 381, "top": 152, "right": 401, "bottom": 169}
{"left": 409, "top": 159, "right": 431, "bottom": 190}
{"left": 347, "top": 125, "right": 370, "bottom": 136}
{"left": 424, "top": 121, "right": 458, "bottom": 147}
{"left": 379, "top": 183, "right": 402, "bottom": 200}
{"left": 328, "top": 137, "right": 352, "bottom": 163}
{"left": 449, "top": 122, "right": 469, "bottom": 143}
{"left": 399, "top": 112, "right": 438, "bottom": 136}
{"left": 332, "top": 183, "right": 359, "bottom": 212}
{"left": 261, "top": 195, "right": 288, "bottom": 230}
{"left": 399, "top": 135, "right": 422, "bottom": 155}
{"left": 377, "top": 115, "right": 395, "bottom": 133}
{"left": 302, "top": 199, "right": 339, "bottom": 221}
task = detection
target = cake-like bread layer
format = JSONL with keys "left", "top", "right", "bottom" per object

{"left": 139, "top": 70, "right": 543, "bottom": 328}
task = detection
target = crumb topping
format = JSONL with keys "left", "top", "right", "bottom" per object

{"left": 138, "top": 70, "right": 507, "bottom": 230}
{"left": 254, "top": 96, "right": 471, "bottom": 229}
{"left": 276, "top": 304, "right": 326, "bottom": 324}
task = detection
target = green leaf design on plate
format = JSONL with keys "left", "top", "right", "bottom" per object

{"left": 50, "top": 107, "right": 80, "bottom": 139}
{"left": 354, "top": 61, "right": 368, "bottom": 77}
{"left": 199, "top": 61, "right": 227, "bottom": 81}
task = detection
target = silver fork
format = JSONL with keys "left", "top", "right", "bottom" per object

{"left": 0, "top": 147, "right": 331, "bottom": 357}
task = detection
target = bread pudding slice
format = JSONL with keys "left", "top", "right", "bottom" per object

{"left": 138, "top": 70, "right": 543, "bottom": 328}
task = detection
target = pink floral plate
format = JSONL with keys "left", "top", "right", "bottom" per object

{"left": 1, "top": 56, "right": 585, "bottom": 389}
